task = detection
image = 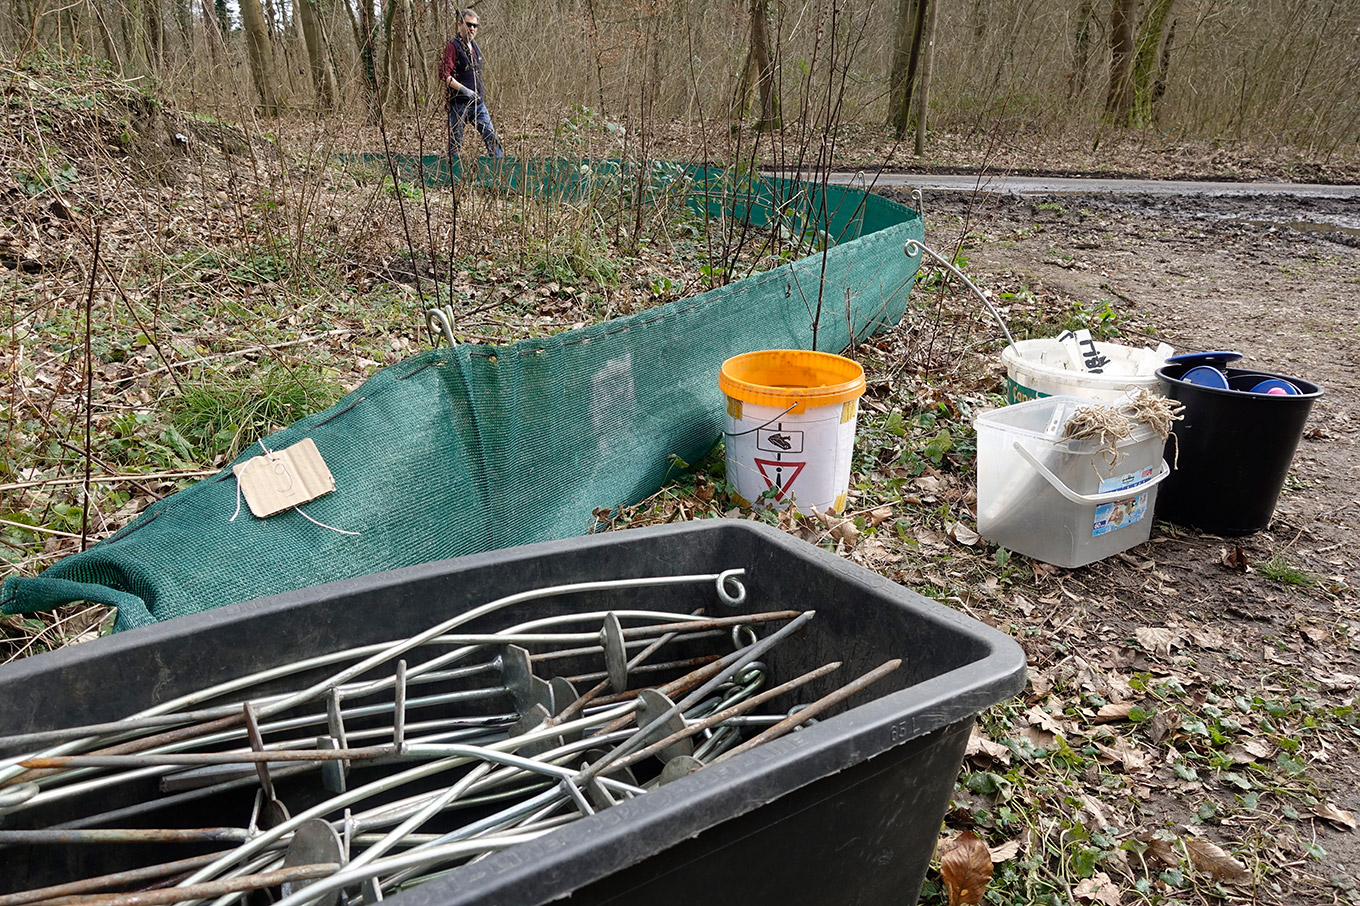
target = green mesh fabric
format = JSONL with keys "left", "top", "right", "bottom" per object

{"left": 1, "top": 160, "right": 923, "bottom": 632}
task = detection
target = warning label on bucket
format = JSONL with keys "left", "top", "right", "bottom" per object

{"left": 757, "top": 428, "right": 804, "bottom": 454}
{"left": 753, "top": 458, "right": 806, "bottom": 501}
{"left": 1091, "top": 466, "right": 1156, "bottom": 536}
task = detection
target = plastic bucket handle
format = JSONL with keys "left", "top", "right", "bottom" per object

{"left": 1012, "top": 441, "right": 1171, "bottom": 506}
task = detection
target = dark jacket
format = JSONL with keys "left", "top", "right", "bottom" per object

{"left": 440, "top": 37, "right": 485, "bottom": 103}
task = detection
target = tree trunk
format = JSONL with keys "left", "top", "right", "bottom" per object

{"left": 343, "top": 0, "right": 381, "bottom": 118}
{"left": 298, "top": 0, "right": 338, "bottom": 109}
{"left": 381, "top": 0, "right": 414, "bottom": 110}
{"left": 888, "top": 0, "right": 927, "bottom": 139}
{"left": 1128, "top": 0, "right": 1176, "bottom": 126}
{"left": 1103, "top": 0, "right": 1136, "bottom": 123}
{"left": 144, "top": 0, "right": 165, "bottom": 71}
{"left": 85, "top": 0, "right": 124, "bottom": 73}
{"left": 1068, "top": 0, "right": 1097, "bottom": 102}
{"left": 914, "top": 0, "right": 937, "bottom": 156}
{"left": 240, "top": 0, "right": 280, "bottom": 114}
{"left": 750, "top": 0, "right": 779, "bottom": 130}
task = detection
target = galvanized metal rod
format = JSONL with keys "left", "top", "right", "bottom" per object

{"left": 342, "top": 605, "right": 746, "bottom": 702}
{"left": 173, "top": 702, "right": 637, "bottom": 892}
{"left": 266, "top": 831, "right": 553, "bottom": 906}
{"left": 578, "top": 610, "right": 816, "bottom": 783}
{"left": 610, "top": 660, "right": 843, "bottom": 771}
{"left": 31, "top": 727, "right": 503, "bottom": 824}
{"left": 549, "top": 609, "right": 707, "bottom": 726}
{"left": 712, "top": 659, "right": 903, "bottom": 764}
{"left": 267, "top": 575, "right": 745, "bottom": 720}
{"left": 0, "top": 851, "right": 231, "bottom": 906}
{"left": 0, "top": 581, "right": 743, "bottom": 787}
{"left": 21, "top": 746, "right": 395, "bottom": 770}
{"left": 0, "top": 827, "right": 252, "bottom": 845}
{"left": 40, "top": 863, "right": 339, "bottom": 906}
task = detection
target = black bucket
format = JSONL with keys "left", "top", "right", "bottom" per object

{"left": 1156, "top": 363, "right": 1323, "bottom": 535}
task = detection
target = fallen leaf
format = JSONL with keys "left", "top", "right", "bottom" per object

{"left": 1312, "top": 802, "right": 1358, "bottom": 830}
{"left": 1135, "top": 626, "right": 1176, "bottom": 656}
{"left": 1147, "top": 709, "right": 1178, "bottom": 745}
{"left": 966, "top": 728, "right": 1012, "bottom": 764}
{"left": 914, "top": 475, "right": 942, "bottom": 493}
{"left": 1321, "top": 672, "right": 1359, "bottom": 691}
{"left": 1189, "top": 627, "right": 1227, "bottom": 649}
{"left": 1142, "top": 833, "right": 1178, "bottom": 867}
{"left": 1221, "top": 545, "right": 1250, "bottom": 571}
{"left": 940, "top": 830, "right": 994, "bottom": 906}
{"left": 1025, "top": 704, "right": 1064, "bottom": 735}
{"left": 1225, "top": 738, "right": 1275, "bottom": 764}
{"left": 916, "top": 527, "right": 947, "bottom": 548}
{"left": 1073, "top": 872, "right": 1122, "bottom": 905}
{"left": 1184, "top": 837, "right": 1251, "bottom": 884}
{"left": 1094, "top": 737, "right": 1151, "bottom": 772}
{"left": 1095, "top": 701, "right": 1135, "bottom": 723}
{"left": 1078, "top": 793, "right": 1111, "bottom": 831}
{"left": 865, "top": 505, "right": 894, "bottom": 527}
{"left": 1015, "top": 725, "right": 1057, "bottom": 749}
{"left": 813, "top": 508, "right": 859, "bottom": 546}
{"left": 1012, "top": 593, "right": 1035, "bottom": 616}
{"left": 949, "top": 521, "right": 980, "bottom": 546}
{"left": 989, "top": 839, "right": 1021, "bottom": 862}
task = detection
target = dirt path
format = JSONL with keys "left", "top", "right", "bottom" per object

{"left": 880, "top": 185, "right": 1360, "bottom": 900}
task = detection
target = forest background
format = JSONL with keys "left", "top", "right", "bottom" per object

{"left": 4, "top": 0, "right": 1358, "bottom": 171}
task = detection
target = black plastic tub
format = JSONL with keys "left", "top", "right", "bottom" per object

{"left": 0, "top": 520, "right": 1025, "bottom": 906}
{"left": 1156, "top": 363, "right": 1323, "bottom": 535}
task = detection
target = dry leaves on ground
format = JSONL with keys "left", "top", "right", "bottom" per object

{"left": 939, "top": 830, "right": 994, "bottom": 906}
{"left": 1183, "top": 837, "right": 1251, "bottom": 885}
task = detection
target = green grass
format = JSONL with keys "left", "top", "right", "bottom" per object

{"left": 168, "top": 363, "right": 344, "bottom": 460}
{"left": 1260, "top": 553, "right": 1318, "bottom": 588}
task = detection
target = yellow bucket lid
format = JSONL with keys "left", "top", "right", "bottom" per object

{"left": 719, "top": 350, "right": 866, "bottom": 413}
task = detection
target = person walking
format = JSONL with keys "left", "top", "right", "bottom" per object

{"left": 440, "top": 9, "right": 504, "bottom": 158}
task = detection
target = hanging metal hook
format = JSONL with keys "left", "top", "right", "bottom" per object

{"left": 904, "top": 237, "right": 1016, "bottom": 350}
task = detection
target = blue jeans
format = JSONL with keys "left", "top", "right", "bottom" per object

{"left": 449, "top": 98, "right": 503, "bottom": 158}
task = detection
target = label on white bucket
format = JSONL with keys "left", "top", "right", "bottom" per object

{"left": 1091, "top": 466, "right": 1156, "bottom": 536}
{"left": 725, "top": 399, "right": 856, "bottom": 513}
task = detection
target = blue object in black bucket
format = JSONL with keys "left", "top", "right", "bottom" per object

{"left": 1156, "top": 359, "right": 1322, "bottom": 535}
{"left": 1180, "top": 365, "right": 1230, "bottom": 389}
{"left": 1250, "top": 378, "right": 1300, "bottom": 395}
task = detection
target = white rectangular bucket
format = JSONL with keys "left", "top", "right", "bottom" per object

{"left": 974, "top": 396, "right": 1170, "bottom": 568}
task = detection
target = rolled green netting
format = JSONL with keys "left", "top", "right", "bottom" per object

{"left": 1, "top": 159, "right": 924, "bottom": 631}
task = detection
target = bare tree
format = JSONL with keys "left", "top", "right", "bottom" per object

{"left": 888, "top": 0, "right": 927, "bottom": 139}
{"left": 914, "top": 0, "right": 937, "bottom": 155}
{"left": 299, "top": 0, "right": 339, "bottom": 109}
{"left": 381, "top": 0, "right": 414, "bottom": 110}
{"left": 731, "top": 0, "right": 781, "bottom": 130}
{"left": 1128, "top": 0, "right": 1176, "bottom": 126}
{"left": 1103, "top": 0, "right": 1136, "bottom": 123}
{"left": 240, "top": 0, "right": 281, "bottom": 114}
{"left": 1104, "top": 0, "right": 1177, "bottom": 126}
{"left": 1067, "top": 0, "right": 1099, "bottom": 102}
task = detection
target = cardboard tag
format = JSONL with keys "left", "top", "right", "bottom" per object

{"left": 232, "top": 438, "right": 336, "bottom": 518}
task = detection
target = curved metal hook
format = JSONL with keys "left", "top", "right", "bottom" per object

{"left": 425, "top": 306, "right": 457, "bottom": 348}
{"left": 904, "top": 237, "right": 1016, "bottom": 350}
{"left": 716, "top": 569, "right": 747, "bottom": 607}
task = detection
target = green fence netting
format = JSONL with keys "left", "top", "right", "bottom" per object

{"left": 1, "top": 159, "right": 924, "bottom": 632}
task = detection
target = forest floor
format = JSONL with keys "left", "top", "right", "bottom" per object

{"left": 890, "top": 185, "right": 1360, "bottom": 905}
{"left": 2, "top": 60, "right": 1358, "bottom": 906}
